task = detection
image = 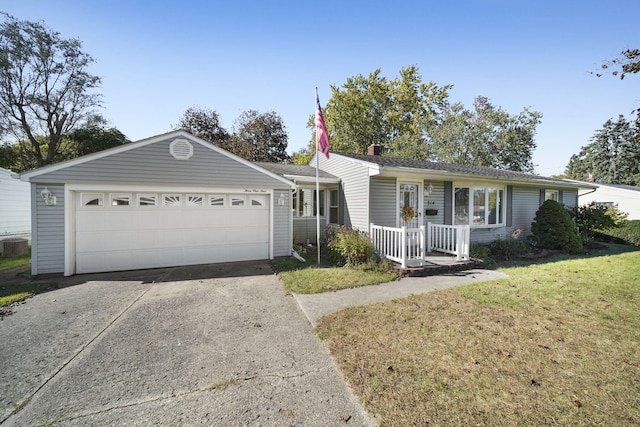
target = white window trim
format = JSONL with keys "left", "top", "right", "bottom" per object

{"left": 453, "top": 184, "right": 506, "bottom": 228}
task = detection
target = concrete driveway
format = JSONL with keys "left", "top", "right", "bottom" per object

{"left": 0, "top": 261, "right": 372, "bottom": 426}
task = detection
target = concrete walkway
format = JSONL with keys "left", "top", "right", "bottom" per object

{"left": 294, "top": 269, "right": 509, "bottom": 326}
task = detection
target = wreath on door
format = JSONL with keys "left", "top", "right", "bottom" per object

{"left": 401, "top": 205, "right": 415, "bottom": 222}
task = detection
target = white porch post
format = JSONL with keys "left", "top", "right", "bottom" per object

{"left": 426, "top": 222, "right": 432, "bottom": 253}
{"left": 400, "top": 225, "right": 407, "bottom": 268}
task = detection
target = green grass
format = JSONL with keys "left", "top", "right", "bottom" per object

{"left": 0, "top": 255, "right": 30, "bottom": 272}
{"left": 272, "top": 247, "right": 398, "bottom": 294}
{"left": 316, "top": 244, "right": 640, "bottom": 426}
{"left": 0, "top": 282, "right": 57, "bottom": 307}
{"left": 0, "top": 255, "right": 57, "bottom": 307}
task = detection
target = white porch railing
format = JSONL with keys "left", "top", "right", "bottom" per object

{"left": 426, "top": 222, "right": 470, "bottom": 261}
{"left": 370, "top": 222, "right": 470, "bottom": 268}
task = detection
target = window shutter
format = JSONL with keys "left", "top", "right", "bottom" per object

{"left": 444, "top": 181, "right": 452, "bottom": 225}
{"left": 539, "top": 189, "right": 545, "bottom": 206}
{"left": 558, "top": 190, "right": 564, "bottom": 205}
{"left": 506, "top": 185, "right": 513, "bottom": 227}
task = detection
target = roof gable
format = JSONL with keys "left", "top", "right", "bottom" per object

{"left": 21, "top": 130, "right": 294, "bottom": 188}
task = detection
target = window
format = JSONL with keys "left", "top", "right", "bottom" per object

{"left": 209, "top": 195, "right": 225, "bottom": 206}
{"left": 454, "top": 186, "right": 504, "bottom": 226}
{"left": 230, "top": 196, "right": 245, "bottom": 206}
{"left": 545, "top": 190, "right": 558, "bottom": 201}
{"left": 163, "top": 194, "right": 182, "bottom": 207}
{"left": 250, "top": 195, "right": 266, "bottom": 207}
{"left": 187, "top": 194, "right": 204, "bottom": 207}
{"left": 138, "top": 194, "right": 157, "bottom": 206}
{"left": 329, "top": 189, "right": 339, "bottom": 224}
{"left": 110, "top": 193, "right": 131, "bottom": 206}
{"left": 294, "top": 189, "right": 325, "bottom": 217}
{"left": 82, "top": 193, "right": 103, "bottom": 206}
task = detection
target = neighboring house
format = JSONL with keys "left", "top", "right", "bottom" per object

{"left": 0, "top": 167, "right": 31, "bottom": 255}
{"left": 21, "top": 131, "right": 295, "bottom": 276}
{"left": 314, "top": 146, "right": 590, "bottom": 253}
{"left": 576, "top": 182, "right": 640, "bottom": 220}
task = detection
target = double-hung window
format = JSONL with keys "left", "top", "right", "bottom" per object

{"left": 454, "top": 185, "right": 504, "bottom": 226}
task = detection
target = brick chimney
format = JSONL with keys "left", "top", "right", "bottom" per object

{"left": 367, "top": 144, "right": 381, "bottom": 156}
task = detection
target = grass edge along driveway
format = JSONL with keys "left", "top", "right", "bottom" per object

{"left": 316, "top": 245, "right": 640, "bottom": 426}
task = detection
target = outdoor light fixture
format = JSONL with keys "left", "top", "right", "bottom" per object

{"left": 425, "top": 182, "right": 434, "bottom": 196}
{"left": 40, "top": 186, "right": 57, "bottom": 206}
{"left": 278, "top": 192, "right": 286, "bottom": 206}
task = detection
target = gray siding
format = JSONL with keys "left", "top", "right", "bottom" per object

{"left": 511, "top": 186, "right": 541, "bottom": 237}
{"left": 292, "top": 218, "right": 328, "bottom": 245}
{"left": 33, "top": 137, "right": 286, "bottom": 189}
{"left": 273, "top": 189, "right": 292, "bottom": 256}
{"left": 317, "top": 155, "right": 370, "bottom": 231}
{"left": 33, "top": 183, "right": 65, "bottom": 274}
{"left": 562, "top": 189, "right": 578, "bottom": 208}
{"left": 423, "top": 181, "right": 445, "bottom": 226}
{"left": 370, "top": 177, "right": 396, "bottom": 227}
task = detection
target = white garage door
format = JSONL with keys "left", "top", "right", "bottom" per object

{"left": 75, "top": 191, "right": 270, "bottom": 274}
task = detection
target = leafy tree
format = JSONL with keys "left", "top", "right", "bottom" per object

{"left": 176, "top": 106, "right": 229, "bottom": 146}
{"left": 67, "top": 118, "right": 130, "bottom": 157}
{"left": 429, "top": 96, "right": 542, "bottom": 172}
{"left": 227, "top": 110, "right": 290, "bottom": 162}
{"left": 531, "top": 200, "right": 582, "bottom": 254}
{"left": 595, "top": 48, "right": 640, "bottom": 80}
{"left": 0, "top": 13, "right": 101, "bottom": 169}
{"left": 565, "top": 116, "right": 639, "bottom": 185}
{"left": 291, "top": 147, "right": 313, "bottom": 165}
{"left": 312, "top": 66, "right": 451, "bottom": 156}
{"left": 0, "top": 116, "right": 130, "bottom": 172}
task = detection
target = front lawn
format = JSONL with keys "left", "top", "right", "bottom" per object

{"left": 272, "top": 248, "right": 398, "bottom": 294}
{"left": 316, "top": 244, "right": 640, "bottom": 426}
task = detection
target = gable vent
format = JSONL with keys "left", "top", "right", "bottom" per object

{"left": 169, "top": 138, "right": 194, "bottom": 160}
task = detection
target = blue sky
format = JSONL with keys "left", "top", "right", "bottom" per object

{"left": 4, "top": 0, "right": 639, "bottom": 175}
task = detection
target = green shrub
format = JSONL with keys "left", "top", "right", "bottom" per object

{"left": 327, "top": 226, "right": 376, "bottom": 267}
{"left": 571, "top": 202, "right": 626, "bottom": 240}
{"left": 599, "top": 220, "right": 640, "bottom": 246}
{"left": 531, "top": 200, "right": 583, "bottom": 254}
{"left": 469, "top": 243, "right": 491, "bottom": 259}
{"left": 489, "top": 238, "right": 531, "bottom": 260}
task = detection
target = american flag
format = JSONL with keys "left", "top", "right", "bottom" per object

{"left": 315, "top": 93, "right": 330, "bottom": 159}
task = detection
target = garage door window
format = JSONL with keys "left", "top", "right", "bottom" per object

{"left": 138, "top": 194, "right": 157, "bottom": 206}
{"left": 209, "top": 195, "right": 225, "bottom": 206}
{"left": 250, "top": 195, "right": 266, "bottom": 206}
{"left": 111, "top": 193, "right": 131, "bottom": 206}
{"left": 187, "top": 194, "right": 204, "bottom": 207}
{"left": 231, "top": 196, "right": 245, "bottom": 206}
{"left": 163, "top": 194, "right": 182, "bottom": 207}
{"left": 82, "top": 193, "right": 104, "bottom": 206}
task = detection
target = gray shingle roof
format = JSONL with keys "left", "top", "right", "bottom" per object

{"left": 336, "top": 152, "right": 574, "bottom": 185}
{"left": 255, "top": 162, "right": 338, "bottom": 179}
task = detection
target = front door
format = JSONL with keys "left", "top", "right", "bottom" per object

{"left": 399, "top": 183, "right": 420, "bottom": 228}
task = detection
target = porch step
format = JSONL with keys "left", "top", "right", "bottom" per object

{"left": 392, "top": 259, "right": 481, "bottom": 278}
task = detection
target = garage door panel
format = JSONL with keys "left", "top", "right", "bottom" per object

{"left": 75, "top": 191, "right": 271, "bottom": 274}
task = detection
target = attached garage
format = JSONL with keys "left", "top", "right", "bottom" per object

{"left": 74, "top": 190, "right": 270, "bottom": 274}
{"left": 21, "top": 131, "right": 295, "bottom": 276}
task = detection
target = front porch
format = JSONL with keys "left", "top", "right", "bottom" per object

{"left": 370, "top": 222, "right": 475, "bottom": 275}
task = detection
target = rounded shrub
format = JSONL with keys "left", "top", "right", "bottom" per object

{"left": 531, "top": 200, "right": 583, "bottom": 254}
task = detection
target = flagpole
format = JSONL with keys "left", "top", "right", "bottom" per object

{"left": 315, "top": 87, "right": 321, "bottom": 266}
